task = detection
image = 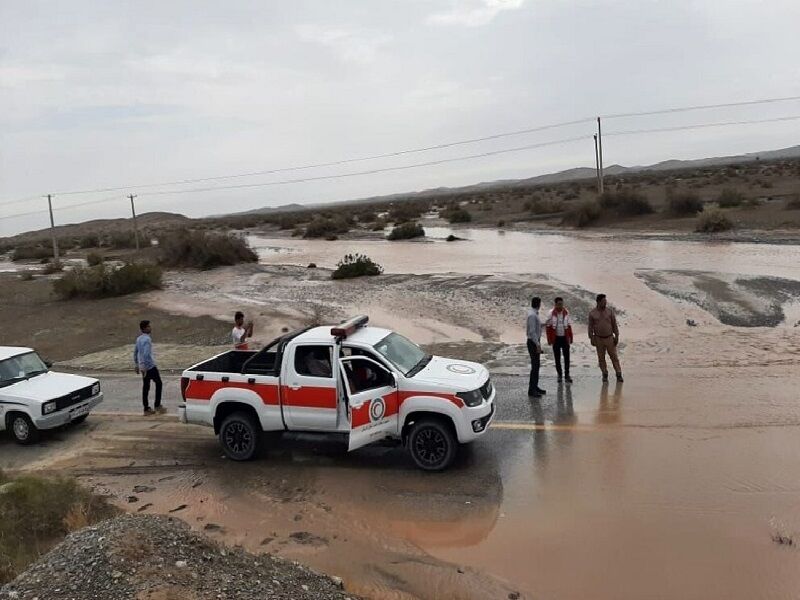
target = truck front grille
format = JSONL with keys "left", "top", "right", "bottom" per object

{"left": 54, "top": 384, "right": 95, "bottom": 411}
{"left": 480, "top": 378, "right": 493, "bottom": 400}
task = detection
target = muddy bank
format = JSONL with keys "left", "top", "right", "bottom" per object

{"left": 0, "top": 273, "right": 229, "bottom": 363}
{"left": 146, "top": 263, "right": 598, "bottom": 346}
{"left": 636, "top": 269, "right": 800, "bottom": 327}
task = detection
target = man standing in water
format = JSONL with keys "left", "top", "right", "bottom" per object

{"left": 546, "top": 297, "right": 573, "bottom": 383}
{"left": 527, "top": 296, "right": 546, "bottom": 397}
{"left": 588, "top": 294, "right": 623, "bottom": 383}
{"left": 134, "top": 320, "right": 164, "bottom": 415}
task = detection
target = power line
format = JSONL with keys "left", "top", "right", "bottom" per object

{"left": 47, "top": 118, "right": 596, "bottom": 197}
{"left": 601, "top": 94, "right": 800, "bottom": 120}
{"left": 3, "top": 93, "right": 798, "bottom": 205}
{"left": 606, "top": 114, "right": 800, "bottom": 136}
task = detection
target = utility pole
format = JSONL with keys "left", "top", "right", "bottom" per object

{"left": 593, "top": 134, "right": 602, "bottom": 194}
{"left": 596, "top": 117, "right": 605, "bottom": 195}
{"left": 128, "top": 194, "right": 140, "bottom": 251}
{"left": 46, "top": 194, "right": 60, "bottom": 265}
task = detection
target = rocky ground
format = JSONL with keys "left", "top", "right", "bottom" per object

{"left": 0, "top": 515, "right": 356, "bottom": 600}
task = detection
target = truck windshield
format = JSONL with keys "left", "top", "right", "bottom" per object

{"left": 0, "top": 352, "right": 49, "bottom": 388}
{"left": 374, "top": 333, "right": 429, "bottom": 376}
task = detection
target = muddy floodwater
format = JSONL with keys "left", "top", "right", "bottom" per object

{"left": 7, "top": 227, "right": 800, "bottom": 599}
{"left": 251, "top": 228, "right": 800, "bottom": 599}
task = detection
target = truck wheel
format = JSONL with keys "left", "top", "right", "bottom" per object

{"left": 8, "top": 413, "right": 40, "bottom": 445}
{"left": 408, "top": 418, "right": 457, "bottom": 471}
{"left": 72, "top": 415, "right": 88, "bottom": 425}
{"left": 219, "top": 412, "right": 261, "bottom": 461}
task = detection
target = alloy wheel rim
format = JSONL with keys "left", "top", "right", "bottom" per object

{"left": 224, "top": 422, "right": 252, "bottom": 455}
{"left": 414, "top": 427, "right": 447, "bottom": 466}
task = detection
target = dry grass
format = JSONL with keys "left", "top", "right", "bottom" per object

{"left": 0, "top": 469, "right": 118, "bottom": 584}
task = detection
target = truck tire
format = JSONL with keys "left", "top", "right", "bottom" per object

{"left": 72, "top": 415, "right": 88, "bottom": 425}
{"left": 8, "top": 413, "right": 40, "bottom": 445}
{"left": 219, "top": 412, "right": 261, "bottom": 461}
{"left": 407, "top": 418, "right": 457, "bottom": 471}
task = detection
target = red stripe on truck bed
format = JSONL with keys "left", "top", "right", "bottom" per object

{"left": 185, "top": 380, "right": 280, "bottom": 405}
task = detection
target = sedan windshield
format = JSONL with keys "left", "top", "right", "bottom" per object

{"left": 0, "top": 352, "right": 49, "bottom": 388}
{"left": 374, "top": 333, "right": 428, "bottom": 376}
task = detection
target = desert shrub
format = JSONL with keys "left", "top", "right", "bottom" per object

{"left": 331, "top": 253, "right": 383, "bottom": 280}
{"left": 303, "top": 215, "right": 350, "bottom": 239}
{"left": 389, "top": 204, "right": 422, "bottom": 223}
{"left": 11, "top": 245, "right": 53, "bottom": 262}
{"left": 19, "top": 271, "right": 35, "bottom": 281}
{"left": 666, "top": 190, "right": 704, "bottom": 216}
{"left": 76, "top": 234, "right": 101, "bottom": 249}
{"left": 497, "top": 220, "right": 506, "bottom": 228}
{"left": 42, "top": 262, "right": 63, "bottom": 274}
{"left": 717, "top": 188, "right": 746, "bottom": 208}
{"left": 105, "top": 230, "right": 139, "bottom": 249}
{"left": 441, "top": 207, "right": 472, "bottom": 223}
{"left": 86, "top": 251, "right": 104, "bottom": 266}
{"left": 563, "top": 200, "right": 602, "bottom": 228}
{"left": 291, "top": 227, "right": 303, "bottom": 237}
{"left": 54, "top": 263, "right": 162, "bottom": 299}
{"left": 0, "top": 470, "right": 117, "bottom": 584}
{"left": 742, "top": 197, "right": 761, "bottom": 208}
{"left": 277, "top": 214, "right": 303, "bottom": 230}
{"left": 370, "top": 218, "right": 388, "bottom": 231}
{"left": 786, "top": 196, "right": 800, "bottom": 210}
{"left": 158, "top": 230, "right": 258, "bottom": 269}
{"left": 695, "top": 209, "right": 734, "bottom": 233}
{"left": 529, "top": 198, "right": 564, "bottom": 214}
{"left": 387, "top": 222, "right": 425, "bottom": 240}
{"left": 357, "top": 210, "right": 378, "bottom": 223}
{"left": 599, "top": 189, "right": 653, "bottom": 216}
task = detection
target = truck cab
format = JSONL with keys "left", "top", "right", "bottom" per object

{"left": 0, "top": 346, "right": 103, "bottom": 444}
{"left": 179, "top": 316, "right": 495, "bottom": 471}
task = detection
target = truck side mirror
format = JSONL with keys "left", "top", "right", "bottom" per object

{"left": 44, "top": 360, "right": 53, "bottom": 368}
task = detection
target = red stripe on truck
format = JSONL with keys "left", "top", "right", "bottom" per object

{"left": 282, "top": 386, "right": 337, "bottom": 409}
{"left": 185, "top": 380, "right": 280, "bottom": 405}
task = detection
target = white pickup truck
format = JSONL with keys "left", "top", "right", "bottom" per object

{"left": 0, "top": 346, "right": 103, "bottom": 444}
{"left": 179, "top": 316, "right": 495, "bottom": 471}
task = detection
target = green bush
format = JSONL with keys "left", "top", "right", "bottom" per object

{"left": 76, "top": 234, "right": 101, "bottom": 249}
{"left": 387, "top": 222, "right": 425, "bottom": 240}
{"left": 86, "top": 251, "right": 104, "bottom": 266}
{"left": 0, "top": 470, "right": 117, "bottom": 584}
{"left": 105, "top": 230, "right": 139, "bottom": 249}
{"left": 11, "top": 245, "right": 53, "bottom": 262}
{"left": 54, "top": 263, "right": 162, "bottom": 299}
{"left": 599, "top": 189, "right": 653, "bottom": 216}
{"left": 331, "top": 253, "right": 384, "bottom": 279}
{"left": 389, "top": 204, "right": 423, "bottom": 223}
{"left": 666, "top": 190, "right": 704, "bottom": 216}
{"left": 695, "top": 209, "right": 734, "bottom": 233}
{"left": 371, "top": 218, "right": 388, "bottom": 231}
{"left": 158, "top": 230, "right": 258, "bottom": 269}
{"left": 303, "top": 215, "right": 350, "bottom": 239}
{"left": 563, "top": 200, "right": 602, "bottom": 228}
{"left": 441, "top": 206, "right": 472, "bottom": 223}
{"left": 717, "top": 188, "right": 746, "bottom": 208}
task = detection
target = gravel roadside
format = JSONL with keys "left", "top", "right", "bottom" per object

{"left": 0, "top": 515, "right": 358, "bottom": 600}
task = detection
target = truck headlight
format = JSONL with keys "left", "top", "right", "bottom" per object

{"left": 42, "top": 401, "right": 56, "bottom": 415}
{"left": 456, "top": 389, "right": 483, "bottom": 407}
{"left": 92, "top": 382, "right": 101, "bottom": 396}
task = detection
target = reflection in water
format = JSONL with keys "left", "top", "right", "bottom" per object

{"left": 596, "top": 381, "right": 623, "bottom": 425}
{"left": 555, "top": 384, "right": 576, "bottom": 426}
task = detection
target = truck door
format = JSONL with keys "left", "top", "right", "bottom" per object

{"left": 339, "top": 356, "right": 399, "bottom": 451}
{"left": 282, "top": 344, "right": 338, "bottom": 431}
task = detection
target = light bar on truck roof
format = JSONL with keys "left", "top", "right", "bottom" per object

{"left": 331, "top": 315, "right": 369, "bottom": 338}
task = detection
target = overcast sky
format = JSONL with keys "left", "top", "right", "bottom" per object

{"left": 1, "top": 0, "right": 799, "bottom": 236}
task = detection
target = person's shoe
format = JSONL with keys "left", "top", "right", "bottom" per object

{"left": 143, "top": 407, "right": 155, "bottom": 416}
{"left": 155, "top": 406, "right": 167, "bottom": 414}
{"left": 616, "top": 373, "right": 624, "bottom": 383}
{"left": 536, "top": 387, "right": 547, "bottom": 395}
{"left": 565, "top": 375, "right": 573, "bottom": 383}
{"left": 528, "top": 390, "right": 542, "bottom": 398}
{"left": 602, "top": 373, "right": 609, "bottom": 383}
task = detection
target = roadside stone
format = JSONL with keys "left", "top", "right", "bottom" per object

{"left": 132, "top": 485, "right": 156, "bottom": 494}
{"left": 126, "top": 496, "right": 139, "bottom": 503}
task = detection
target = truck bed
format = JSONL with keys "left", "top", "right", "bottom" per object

{"left": 187, "top": 349, "right": 277, "bottom": 375}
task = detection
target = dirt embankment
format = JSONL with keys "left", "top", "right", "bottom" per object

{"left": 0, "top": 514, "right": 355, "bottom": 600}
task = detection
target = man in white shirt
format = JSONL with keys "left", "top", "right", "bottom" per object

{"left": 526, "top": 297, "right": 546, "bottom": 397}
{"left": 232, "top": 311, "right": 254, "bottom": 349}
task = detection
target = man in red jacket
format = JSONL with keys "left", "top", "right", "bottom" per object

{"left": 546, "top": 297, "right": 573, "bottom": 383}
